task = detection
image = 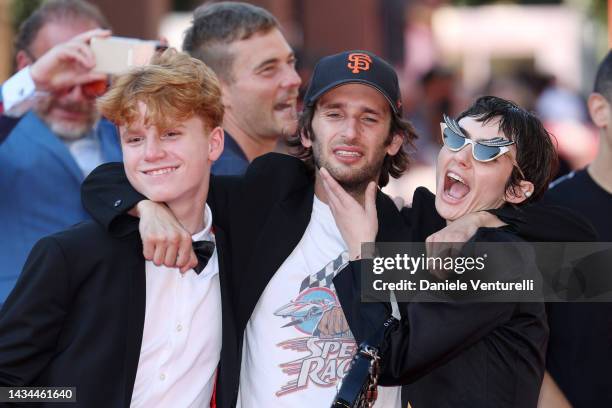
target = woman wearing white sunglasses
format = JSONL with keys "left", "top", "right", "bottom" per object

{"left": 324, "top": 96, "right": 560, "bottom": 408}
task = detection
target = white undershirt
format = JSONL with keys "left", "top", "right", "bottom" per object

{"left": 237, "top": 197, "right": 400, "bottom": 407}
{"left": 63, "top": 128, "right": 104, "bottom": 176}
{"left": 131, "top": 204, "right": 222, "bottom": 408}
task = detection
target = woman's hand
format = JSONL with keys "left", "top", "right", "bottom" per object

{"left": 320, "top": 168, "right": 378, "bottom": 260}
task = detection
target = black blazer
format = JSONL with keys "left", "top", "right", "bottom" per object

{"left": 0, "top": 220, "right": 146, "bottom": 407}
{"left": 80, "top": 153, "right": 409, "bottom": 407}
{"left": 78, "top": 155, "right": 597, "bottom": 407}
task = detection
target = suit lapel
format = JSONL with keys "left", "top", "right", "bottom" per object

{"left": 21, "top": 112, "right": 84, "bottom": 184}
{"left": 239, "top": 184, "right": 314, "bottom": 326}
{"left": 122, "top": 233, "right": 146, "bottom": 406}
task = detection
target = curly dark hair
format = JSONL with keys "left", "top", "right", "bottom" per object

{"left": 286, "top": 103, "right": 418, "bottom": 187}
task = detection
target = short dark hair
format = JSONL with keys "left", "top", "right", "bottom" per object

{"left": 14, "top": 0, "right": 109, "bottom": 54}
{"left": 594, "top": 50, "right": 612, "bottom": 100}
{"left": 182, "top": 1, "right": 279, "bottom": 81}
{"left": 456, "top": 96, "right": 558, "bottom": 203}
{"left": 287, "top": 104, "right": 417, "bottom": 187}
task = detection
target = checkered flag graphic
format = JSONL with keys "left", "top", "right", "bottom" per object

{"left": 299, "top": 251, "right": 350, "bottom": 292}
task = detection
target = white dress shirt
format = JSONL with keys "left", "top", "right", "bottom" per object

{"left": 2, "top": 66, "right": 38, "bottom": 116}
{"left": 131, "top": 204, "right": 222, "bottom": 408}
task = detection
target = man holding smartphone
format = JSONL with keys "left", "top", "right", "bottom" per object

{"left": 0, "top": 0, "right": 122, "bottom": 304}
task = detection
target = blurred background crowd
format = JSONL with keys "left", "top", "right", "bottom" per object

{"left": 0, "top": 0, "right": 609, "bottom": 203}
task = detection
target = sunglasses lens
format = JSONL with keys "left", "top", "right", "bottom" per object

{"left": 443, "top": 128, "right": 466, "bottom": 150}
{"left": 473, "top": 144, "right": 502, "bottom": 161}
{"left": 82, "top": 79, "right": 108, "bottom": 98}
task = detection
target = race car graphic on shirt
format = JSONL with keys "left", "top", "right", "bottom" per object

{"left": 274, "top": 252, "right": 355, "bottom": 396}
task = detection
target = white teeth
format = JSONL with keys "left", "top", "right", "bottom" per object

{"left": 336, "top": 150, "right": 362, "bottom": 157}
{"left": 146, "top": 167, "right": 177, "bottom": 176}
{"left": 447, "top": 172, "right": 465, "bottom": 184}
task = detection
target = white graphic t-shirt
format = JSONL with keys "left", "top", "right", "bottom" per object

{"left": 237, "top": 197, "right": 400, "bottom": 407}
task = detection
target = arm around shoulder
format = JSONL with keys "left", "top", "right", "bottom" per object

{"left": 81, "top": 162, "right": 146, "bottom": 235}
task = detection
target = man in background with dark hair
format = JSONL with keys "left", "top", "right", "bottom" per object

{"left": 182, "top": 1, "right": 301, "bottom": 175}
{"left": 538, "top": 51, "right": 612, "bottom": 408}
{"left": 0, "top": 0, "right": 122, "bottom": 303}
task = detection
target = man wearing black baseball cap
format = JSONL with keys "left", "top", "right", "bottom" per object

{"left": 80, "top": 49, "right": 414, "bottom": 407}
{"left": 303, "top": 50, "right": 403, "bottom": 115}
{"left": 78, "top": 50, "right": 565, "bottom": 407}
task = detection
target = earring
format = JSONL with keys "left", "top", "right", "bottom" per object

{"left": 524, "top": 191, "right": 532, "bottom": 198}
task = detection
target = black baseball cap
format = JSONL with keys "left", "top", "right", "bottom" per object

{"left": 303, "top": 50, "right": 402, "bottom": 115}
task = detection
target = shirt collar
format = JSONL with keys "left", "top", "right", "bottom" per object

{"left": 192, "top": 204, "right": 214, "bottom": 243}
{"left": 223, "top": 130, "right": 248, "bottom": 161}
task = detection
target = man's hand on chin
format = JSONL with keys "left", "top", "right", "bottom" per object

{"left": 132, "top": 200, "right": 198, "bottom": 273}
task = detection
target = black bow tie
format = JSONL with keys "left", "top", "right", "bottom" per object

{"left": 193, "top": 240, "right": 215, "bottom": 274}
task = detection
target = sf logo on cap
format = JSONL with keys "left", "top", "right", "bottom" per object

{"left": 347, "top": 53, "right": 372, "bottom": 73}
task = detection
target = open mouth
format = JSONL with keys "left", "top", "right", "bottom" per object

{"left": 333, "top": 147, "right": 363, "bottom": 163}
{"left": 443, "top": 171, "right": 470, "bottom": 200}
{"left": 274, "top": 101, "right": 296, "bottom": 112}
{"left": 142, "top": 166, "right": 179, "bottom": 176}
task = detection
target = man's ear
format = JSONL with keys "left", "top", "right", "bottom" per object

{"left": 505, "top": 180, "right": 535, "bottom": 204}
{"left": 208, "top": 126, "right": 224, "bottom": 162}
{"left": 587, "top": 92, "right": 610, "bottom": 129}
{"left": 385, "top": 133, "right": 403, "bottom": 156}
{"left": 300, "top": 129, "right": 312, "bottom": 148}
{"left": 16, "top": 50, "right": 32, "bottom": 71}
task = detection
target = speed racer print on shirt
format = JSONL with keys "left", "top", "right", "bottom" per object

{"left": 273, "top": 252, "right": 356, "bottom": 396}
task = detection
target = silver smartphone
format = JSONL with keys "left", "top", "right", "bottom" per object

{"left": 90, "top": 36, "right": 161, "bottom": 75}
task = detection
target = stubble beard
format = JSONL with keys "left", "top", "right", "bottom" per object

{"left": 312, "top": 141, "right": 385, "bottom": 197}
{"left": 35, "top": 96, "right": 99, "bottom": 140}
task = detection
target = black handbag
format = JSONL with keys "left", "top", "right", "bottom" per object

{"left": 331, "top": 317, "right": 398, "bottom": 408}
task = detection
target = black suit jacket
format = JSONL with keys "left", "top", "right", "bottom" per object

{"left": 0, "top": 220, "right": 146, "bottom": 407}
{"left": 80, "top": 153, "right": 409, "bottom": 407}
